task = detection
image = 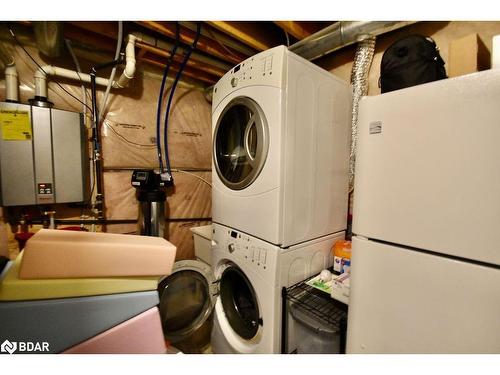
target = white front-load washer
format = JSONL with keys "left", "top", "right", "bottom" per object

{"left": 212, "top": 45, "right": 351, "bottom": 247}
{"left": 210, "top": 223, "right": 344, "bottom": 354}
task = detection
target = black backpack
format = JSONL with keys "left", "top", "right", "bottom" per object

{"left": 379, "top": 35, "right": 447, "bottom": 93}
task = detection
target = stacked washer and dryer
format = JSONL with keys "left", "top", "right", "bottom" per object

{"left": 210, "top": 45, "right": 352, "bottom": 353}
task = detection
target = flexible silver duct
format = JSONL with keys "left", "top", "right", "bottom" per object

{"left": 349, "top": 36, "right": 376, "bottom": 191}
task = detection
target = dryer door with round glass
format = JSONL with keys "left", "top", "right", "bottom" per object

{"left": 214, "top": 97, "right": 269, "bottom": 190}
{"left": 157, "top": 260, "right": 216, "bottom": 352}
{"left": 219, "top": 265, "right": 262, "bottom": 340}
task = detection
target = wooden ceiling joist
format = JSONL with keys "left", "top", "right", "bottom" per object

{"left": 207, "top": 21, "right": 282, "bottom": 51}
{"left": 180, "top": 21, "right": 257, "bottom": 57}
{"left": 136, "top": 41, "right": 226, "bottom": 78}
{"left": 140, "top": 53, "right": 218, "bottom": 85}
{"left": 137, "top": 21, "right": 246, "bottom": 65}
{"left": 67, "top": 21, "right": 229, "bottom": 85}
{"left": 68, "top": 21, "right": 120, "bottom": 42}
{"left": 64, "top": 24, "right": 118, "bottom": 53}
{"left": 274, "top": 21, "right": 319, "bottom": 41}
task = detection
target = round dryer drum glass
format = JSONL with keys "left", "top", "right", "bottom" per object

{"left": 158, "top": 270, "right": 211, "bottom": 338}
{"left": 220, "top": 266, "right": 261, "bottom": 340}
{"left": 214, "top": 97, "right": 269, "bottom": 190}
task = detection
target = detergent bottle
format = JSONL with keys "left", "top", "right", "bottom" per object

{"left": 332, "top": 240, "right": 351, "bottom": 274}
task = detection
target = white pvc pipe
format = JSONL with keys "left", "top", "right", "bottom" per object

{"left": 5, "top": 64, "right": 18, "bottom": 102}
{"left": 113, "top": 34, "right": 138, "bottom": 89}
{"left": 33, "top": 33, "right": 139, "bottom": 99}
{"left": 34, "top": 66, "right": 109, "bottom": 98}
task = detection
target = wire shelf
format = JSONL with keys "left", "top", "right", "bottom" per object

{"left": 286, "top": 274, "right": 348, "bottom": 330}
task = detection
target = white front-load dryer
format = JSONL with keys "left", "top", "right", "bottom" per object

{"left": 212, "top": 45, "right": 351, "bottom": 247}
{"left": 210, "top": 223, "right": 344, "bottom": 354}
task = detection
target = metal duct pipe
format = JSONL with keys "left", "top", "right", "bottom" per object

{"left": 33, "top": 21, "right": 64, "bottom": 58}
{"left": 349, "top": 36, "right": 377, "bottom": 191}
{"left": 289, "top": 21, "right": 415, "bottom": 61}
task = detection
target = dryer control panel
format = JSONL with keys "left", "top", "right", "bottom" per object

{"left": 212, "top": 45, "right": 287, "bottom": 108}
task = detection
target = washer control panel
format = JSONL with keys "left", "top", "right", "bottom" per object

{"left": 212, "top": 223, "right": 277, "bottom": 275}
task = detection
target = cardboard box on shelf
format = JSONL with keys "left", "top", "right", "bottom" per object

{"left": 448, "top": 33, "right": 491, "bottom": 78}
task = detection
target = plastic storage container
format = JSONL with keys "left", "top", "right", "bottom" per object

{"left": 190, "top": 225, "right": 212, "bottom": 265}
{"left": 289, "top": 303, "right": 342, "bottom": 354}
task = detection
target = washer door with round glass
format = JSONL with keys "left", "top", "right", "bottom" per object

{"left": 214, "top": 97, "right": 269, "bottom": 190}
{"left": 219, "top": 265, "right": 262, "bottom": 340}
{"left": 157, "top": 260, "right": 216, "bottom": 351}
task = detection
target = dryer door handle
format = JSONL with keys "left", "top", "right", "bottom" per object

{"left": 250, "top": 318, "right": 263, "bottom": 327}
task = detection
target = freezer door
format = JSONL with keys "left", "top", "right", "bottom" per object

{"left": 347, "top": 236, "right": 500, "bottom": 353}
{"left": 353, "top": 69, "right": 500, "bottom": 266}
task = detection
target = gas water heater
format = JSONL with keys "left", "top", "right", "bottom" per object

{"left": 0, "top": 101, "right": 88, "bottom": 206}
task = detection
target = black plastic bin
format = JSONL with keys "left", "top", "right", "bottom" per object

{"left": 283, "top": 274, "right": 348, "bottom": 354}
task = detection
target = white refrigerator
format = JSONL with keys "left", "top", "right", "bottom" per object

{"left": 347, "top": 69, "right": 500, "bottom": 353}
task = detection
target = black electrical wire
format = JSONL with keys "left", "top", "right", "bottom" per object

{"left": 90, "top": 55, "right": 124, "bottom": 153}
{"left": 90, "top": 68, "right": 100, "bottom": 149}
{"left": 7, "top": 25, "right": 94, "bottom": 115}
{"left": 163, "top": 22, "right": 202, "bottom": 179}
{"left": 89, "top": 55, "right": 124, "bottom": 219}
{"left": 64, "top": 38, "right": 94, "bottom": 112}
{"left": 156, "top": 22, "right": 181, "bottom": 172}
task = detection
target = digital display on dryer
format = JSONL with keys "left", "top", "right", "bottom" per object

{"left": 233, "top": 64, "right": 240, "bottom": 73}
{"left": 231, "top": 230, "right": 238, "bottom": 238}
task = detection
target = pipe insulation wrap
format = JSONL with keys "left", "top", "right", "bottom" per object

{"left": 349, "top": 36, "right": 376, "bottom": 191}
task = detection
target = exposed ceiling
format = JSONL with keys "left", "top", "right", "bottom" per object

{"left": 16, "top": 21, "right": 337, "bottom": 87}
